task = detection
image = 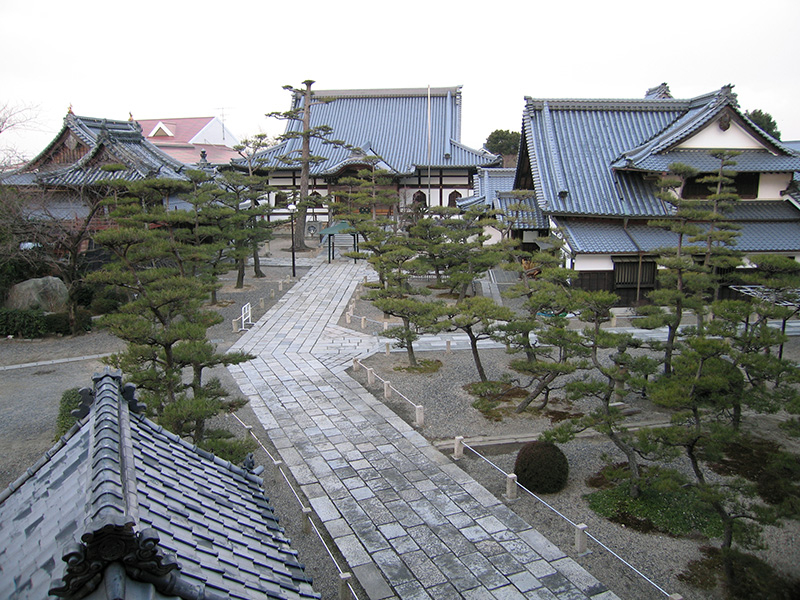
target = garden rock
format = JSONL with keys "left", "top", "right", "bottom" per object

{"left": 5, "top": 276, "right": 68, "bottom": 312}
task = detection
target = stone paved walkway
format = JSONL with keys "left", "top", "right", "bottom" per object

{"left": 227, "top": 253, "right": 619, "bottom": 600}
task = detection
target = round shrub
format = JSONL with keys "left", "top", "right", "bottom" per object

{"left": 514, "top": 441, "right": 569, "bottom": 493}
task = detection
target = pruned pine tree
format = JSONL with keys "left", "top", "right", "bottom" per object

{"left": 268, "top": 80, "right": 348, "bottom": 251}
{"left": 445, "top": 296, "right": 514, "bottom": 383}
{"left": 641, "top": 335, "right": 793, "bottom": 590}
{"left": 370, "top": 294, "right": 449, "bottom": 368}
{"left": 543, "top": 289, "right": 658, "bottom": 498}
{"left": 235, "top": 132, "right": 277, "bottom": 278}
{"left": 87, "top": 179, "right": 253, "bottom": 461}
{"left": 503, "top": 265, "right": 590, "bottom": 412}
{"left": 211, "top": 170, "right": 274, "bottom": 289}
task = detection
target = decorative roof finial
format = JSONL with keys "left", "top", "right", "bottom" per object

{"left": 67, "top": 104, "right": 74, "bottom": 115}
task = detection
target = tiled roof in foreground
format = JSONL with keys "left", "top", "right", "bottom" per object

{"left": 0, "top": 369, "right": 318, "bottom": 600}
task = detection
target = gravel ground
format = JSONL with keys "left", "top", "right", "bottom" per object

{"left": 345, "top": 289, "right": 800, "bottom": 600}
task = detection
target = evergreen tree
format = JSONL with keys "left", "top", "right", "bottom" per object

{"left": 745, "top": 109, "right": 781, "bottom": 140}
{"left": 88, "top": 180, "right": 253, "bottom": 460}
{"left": 268, "top": 80, "right": 348, "bottom": 251}
{"left": 445, "top": 296, "right": 514, "bottom": 382}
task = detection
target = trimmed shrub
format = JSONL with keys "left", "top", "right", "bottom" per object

{"left": 44, "top": 312, "right": 71, "bottom": 335}
{"left": 0, "top": 308, "right": 47, "bottom": 338}
{"left": 55, "top": 387, "right": 83, "bottom": 439}
{"left": 514, "top": 441, "right": 569, "bottom": 493}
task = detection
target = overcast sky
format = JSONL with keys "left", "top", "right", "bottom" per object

{"left": 2, "top": 0, "right": 798, "bottom": 160}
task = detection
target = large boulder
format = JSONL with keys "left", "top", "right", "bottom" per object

{"left": 6, "top": 277, "right": 68, "bottom": 312}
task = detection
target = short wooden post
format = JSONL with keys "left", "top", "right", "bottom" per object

{"left": 453, "top": 436, "right": 464, "bottom": 460}
{"left": 574, "top": 523, "right": 588, "bottom": 554}
{"left": 367, "top": 368, "right": 375, "bottom": 385}
{"left": 352, "top": 358, "right": 360, "bottom": 371}
{"left": 278, "top": 281, "right": 283, "bottom": 291}
{"left": 384, "top": 381, "right": 391, "bottom": 399}
{"left": 339, "top": 572, "right": 352, "bottom": 600}
{"left": 346, "top": 312, "right": 351, "bottom": 324}
{"left": 446, "top": 340, "right": 451, "bottom": 354}
{"left": 505, "top": 474, "right": 518, "bottom": 500}
{"left": 385, "top": 343, "right": 390, "bottom": 356}
{"left": 361, "top": 316, "right": 366, "bottom": 329}
{"left": 232, "top": 318, "right": 239, "bottom": 332}
{"left": 383, "top": 321, "right": 388, "bottom": 331}
{"left": 415, "top": 405, "right": 424, "bottom": 428}
{"left": 259, "top": 297, "right": 265, "bottom": 309}
{"left": 270, "top": 289, "right": 275, "bottom": 299}
{"left": 302, "top": 507, "right": 312, "bottom": 534}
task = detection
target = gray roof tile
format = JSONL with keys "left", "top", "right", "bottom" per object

{"left": 0, "top": 368, "right": 319, "bottom": 600}
{"left": 235, "top": 87, "right": 500, "bottom": 176}
{"left": 520, "top": 86, "right": 800, "bottom": 218}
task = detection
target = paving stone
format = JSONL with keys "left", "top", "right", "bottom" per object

{"left": 226, "top": 259, "right": 618, "bottom": 600}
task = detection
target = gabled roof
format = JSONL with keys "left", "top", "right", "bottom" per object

{"left": 2, "top": 113, "right": 188, "bottom": 187}
{"left": 457, "top": 167, "right": 516, "bottom": 210}
{"left": 136, "top": 117, "right": 241, "bottom": 166}
{"left": 0, "top": 369, "right": 318, "bottom": 600}
{"left": 233, "top": 87, "right": 500, "bottom": 176}
{"left": 518, "top": 85, "right": 800, "bottom": 218}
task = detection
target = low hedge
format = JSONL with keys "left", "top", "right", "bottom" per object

{"left": 0, "top": 308, "right": 92, "bottom": 337}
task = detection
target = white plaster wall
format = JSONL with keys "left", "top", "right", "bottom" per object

{"left": 758, "top": 173, "right": 792, "bottom": 199}
{"left": 192, "top": 118, "right": 239, "bottom": 146}
{"left": 574, "top": 255, "right": 614, "bottom": 271}
{"left": 677, "top": 120, "right": 764, "bottom": 149}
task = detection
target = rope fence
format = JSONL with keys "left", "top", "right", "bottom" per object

{"left": 228, "top": 412, "right": 362, "bottom": 600}
{"left": 454, "top": 437, "right": 683, "bottom": 600}
{"left": 352, "top": 358, "right": 425, "bottom": 428}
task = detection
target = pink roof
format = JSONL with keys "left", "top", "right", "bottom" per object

{"left": 136, "top": 117, "right": 216, "bottom": 144}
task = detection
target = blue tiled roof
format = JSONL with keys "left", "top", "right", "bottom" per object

{"left": 457, "top": 167, "right": 516, "bottom": 211}
{"left": 0, "top": 369, "right": 318, "bottom": 600}
{"left": 1, "top": 114, "right": 188, "bottom": 188}
{"left": 495, "top": 192, "right": 549, "bottom": 229}
{"left": 235, "top": 87, "right": 500, "bottom": 176}
{"left": 628, "top": 149, "right": 800, "bottom": 173}
{"left": 558, "top": 201, "right": 800, "bottom": 254}
{"left": 520, "top": 86, "right": 800, "bottom": 218}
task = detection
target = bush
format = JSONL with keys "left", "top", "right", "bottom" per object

{"left": 90, "top": 286, "right": 127, "bottom": 315}
{"left": 0, "top": 308, "right": 46, "bottom": 338}
{"left": 55, "top": 387, "right": 83, "bottom": 439}
{"left": 514, "top": 441, "right": 569, "bottom": 493}
{"left": 43, "top": 312, "right": 71, "bottom": 335}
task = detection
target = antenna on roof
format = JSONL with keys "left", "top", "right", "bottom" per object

{"left": 215, "top": 107, "right": 233, "bottom": 141}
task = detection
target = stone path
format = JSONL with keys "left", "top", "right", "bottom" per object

{"left": 227, "top": 254, "right": 619, "bottom": 599}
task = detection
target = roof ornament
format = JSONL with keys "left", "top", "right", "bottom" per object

{"left": 242, "top": 452, "right": 265, "bottom": 476}
{"left": 67, "top": 104, "right": 74, "bottom": 115}
{"left": 644, "top": 83, "right": 672, "bottom": 100}
{"left": 49, "top": 525, "right": 181, "bottom": 598}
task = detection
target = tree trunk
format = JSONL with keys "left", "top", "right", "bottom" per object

{"left": 252, "top": 241, "right": 265, "bottom": 278}
{"left": 467, "top": 329, "right": 487, "bottom": 383}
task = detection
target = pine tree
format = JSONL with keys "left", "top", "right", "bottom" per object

{"left": 88, "top": 179, "right": 253, "bottom": 460}
{"left": 268, "top": 80, "right": 348, "bottom": 251}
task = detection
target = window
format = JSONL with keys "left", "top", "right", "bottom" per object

{"left": 682, "top": 172, "right": 759, "bottom": 199}
{"left": 413, "top": 191, "right": 427, "bottom": 206}
{"left": 613, "top": 258, "right": 656, "bottom": 289}
{"left": 448, "top": 191, "right": 462, "bottom": 207}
